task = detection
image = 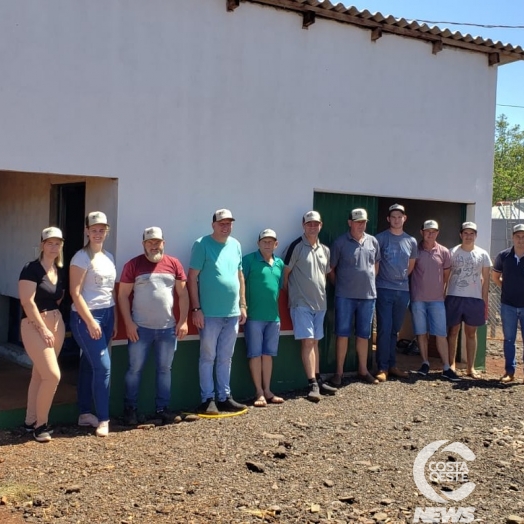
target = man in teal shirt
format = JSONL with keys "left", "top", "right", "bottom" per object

{"left": 188, "top": 209, "right": 248, "bottom": 415}
{"left": 243, "top": 229, "right": 285, "bottom": 407}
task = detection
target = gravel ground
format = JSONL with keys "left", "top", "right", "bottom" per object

{"left": 1, "top": 345, "right": 523, "bottom": 524}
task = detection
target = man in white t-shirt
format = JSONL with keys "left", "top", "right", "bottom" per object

{"left": 445, "top": 222, "right": 491, "bottom": 378}
{"left": 118, "top": 227, "right": 189, "bottom": 425}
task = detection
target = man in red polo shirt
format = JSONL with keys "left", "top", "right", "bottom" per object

{"left": 410, "top": 220, "right": 459, "bottom": 381}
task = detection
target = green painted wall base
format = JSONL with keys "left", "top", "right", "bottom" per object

{"left": 1, "top": 335, "right": 309, "bottom": 429}
{"left": 456, "top": 323, "right": 487, "bottom": 371}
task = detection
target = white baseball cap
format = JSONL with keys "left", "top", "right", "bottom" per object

{"left": 303, "top": 210, "right": 322, "bottom": 224}
{"left": 513, "top": 224, "right": 524, "bottom": 233}
{"left": 388, "top": 203, "right": 406, "bottom": 215}
{"left": 351, "top": 208, "right": 368, "bottom": 222}
{"left": 422, "top": 220, "right": 439, "bottom": 231}
{"left": 461, "top": 221, "right": 477, "bottom": 232}
{"left": 259, "top": 228, "right": 277, "bottom": 241}
{"left": 143, "top": 227, "right": 163, "bottom": 241}
{"left": 41, "top": 227, "right": 64, "bottom": 241}
{"left": 86, "top": 211, "right": 109, "bottom": 227}
{"left": 213, "top": 209, "right": 235, "bottom": 222}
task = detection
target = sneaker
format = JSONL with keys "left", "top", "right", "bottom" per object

{"left": 123, "top": 406, "right": 138, "bottom": 426}
{"left": 96, "top": 420, "right": 109, "bottom": 437}
{"left": 23, "top": 422, "right": 35, "bottom": 433}
{"left": 500, "top": 374, "right": 515, "bottom": 383}
{"left": 216, "top": 397, "right": 248, "bottom": 413}
{"left": 155, "top": 408, "right": 176, "bottom": 424}
{"left": 78, "top": 413, "right": 99, "bottom": 428}
{"left": 416, "top": 363, "right": 430, "bottom": 376}
{"left": 318, "top": 379, "right": 337, "bottom": 396}
{"left": 33, "top": 424, "right": 52, "bottom": 443}
{"left": 307, "top": 382, "right": 321, "bottom": 403}
{"left": 196, "top": 398, "right": 219, "bottom": 415}
{"left": 442, "top": 368, "right": 461, "bottom": 382}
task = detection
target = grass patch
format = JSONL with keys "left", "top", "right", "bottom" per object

{"left": 0, "top": 483, "right": 40, "bottom": 504}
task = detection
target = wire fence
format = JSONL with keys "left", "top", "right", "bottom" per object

{"left": 487, "top": 281, "right": 503, "bottom": 341}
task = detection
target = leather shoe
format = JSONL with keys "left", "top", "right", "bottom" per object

{"left": 389, "top": 367, "right": 409, "bottom": 378}
{"left": 358, "top": 373, "right": 379, "bottom": 385}
{"left": 500, "top": 374, "right": 515, "bottom": 383}
{"left": 375, "top": 371, "right": 388, "bottom": 382}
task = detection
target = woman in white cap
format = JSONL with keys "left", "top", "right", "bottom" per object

{"left": 70, "top": 212, "right": 116, "bottom": 437}
{"left": 19, "top": 227, "right": 66, "bottom": 442}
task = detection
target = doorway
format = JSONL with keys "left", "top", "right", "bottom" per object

{"left": 51, "top": 182, "right": 86, "bottom": 361}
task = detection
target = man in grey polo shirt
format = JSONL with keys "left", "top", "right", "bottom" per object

{"left": 329, "top": 208, "right": 380, "bottom": 386}
{"left": 284, "top": 210, "right": 337, "bottom": 402}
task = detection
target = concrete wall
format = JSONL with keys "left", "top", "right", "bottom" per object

{"left": 0, "top": 0, "right": 496, "bottom": 275}
{"left": 0, "top": 171, "right": 117, "bottom": 298}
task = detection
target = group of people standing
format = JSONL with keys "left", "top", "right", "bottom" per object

{"left": 281, "top": 204, "right": 518, "bottom": 403}
{"left": 17, "top": 204, "right": 522, "bottom": 442}
{"left": 326, "top": 204, "right": 492, "bottom": 395}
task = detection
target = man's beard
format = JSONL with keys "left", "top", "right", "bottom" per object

{"left": 145, "top": 249, "right": 163, "bottom": 263}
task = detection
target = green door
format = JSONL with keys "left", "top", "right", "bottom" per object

{"left": 313, "top": 192, "right": 379, "bottom": 373}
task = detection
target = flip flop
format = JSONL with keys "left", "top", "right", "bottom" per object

{"left": 265, "top": 395, "right": 284, "bottom": 404}
{"left": 254, "top": 396, "right": 267, "bottom": 408}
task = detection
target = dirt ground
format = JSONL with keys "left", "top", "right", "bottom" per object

{"left": 1, "top": 342, "right": 523, "bottom": 524}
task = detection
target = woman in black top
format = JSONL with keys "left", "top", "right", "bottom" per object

{"left": 19, "top": 227, "right": 66, "bottom": 442}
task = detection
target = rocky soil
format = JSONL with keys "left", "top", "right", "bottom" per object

{"left": 1, "top": 344, "right": 523, "bottom": 524}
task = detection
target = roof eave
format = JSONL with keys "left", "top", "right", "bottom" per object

{"left": 238, "top": 0, "right": 524, "bottom": 66}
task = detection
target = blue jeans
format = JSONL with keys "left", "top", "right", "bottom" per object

{"left": 244, "top": 320, "right": 280, "bottom": 358}
{"left": 71, "top": 307, "right": 114, "bottom": 422}
{"left": 376, "top": 288, "right": 410, "bottom": 371}
{"left": 199, "top": 316, "right": 239, "bottom": 402}
{"left": 335, "top": 297, "right": 376, "bottom": 339}
{"left": 500, "top": 303, "right": 524, "bottom": 375}
{"left": 410, "top": 301, "right": 447, "bottom": 337}
{"left": 125, "top": 326, "right": 177, "bottom": 410}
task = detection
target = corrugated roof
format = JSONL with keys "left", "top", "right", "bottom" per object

{"left": 241, "top": 0, "right": 524, "bottom": 65}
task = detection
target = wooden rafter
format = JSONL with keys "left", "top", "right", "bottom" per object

{"left": 489, "top": 53, "right": 500, "bottom": 66}
{"left": 432, "top": 40, "right": 443, "bottom": 55}
{"left": 302, "top": 10, "right": 315, "bottom": 29}
{"left": 371, "top": 27, "right": 382, "bottom": 42}
{"left": 226, "top": 0, "right": 240, "bottom": 12}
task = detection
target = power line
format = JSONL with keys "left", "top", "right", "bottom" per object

{"left": 416, "top": 19, "right": 524, "bottom": 30}
{"left": 497, "top": 104, "right": 524, "bottom": 109}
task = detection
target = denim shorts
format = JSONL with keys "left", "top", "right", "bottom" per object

{"left": 410, "top": 300, "right": 447, "bottom": 337}
{"left": 290, "top": 307, "right": 325, "bottom": 340}
{"left": 445, "top": 295, "right": 485, "bottom": 328}
{"left": 244, "top": 320, "right": 280, "bottom": 358}
{"left": 335, "top": 297, "right": 375, "bottom": 339}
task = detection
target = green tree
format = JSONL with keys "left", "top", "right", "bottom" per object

{"left": 493, "top": 114, "right": 524, "bottom": 204}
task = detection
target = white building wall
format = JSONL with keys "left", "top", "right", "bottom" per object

{"left": 0, "top": 0, "right": 497, "bottom": 276}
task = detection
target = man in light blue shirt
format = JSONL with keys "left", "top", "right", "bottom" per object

{"left": 188, "top": 209, "right": 248, "bottom": 415}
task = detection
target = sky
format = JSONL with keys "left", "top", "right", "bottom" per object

{"left": 351, "top": 0, "right": 524, "bottom": 129}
